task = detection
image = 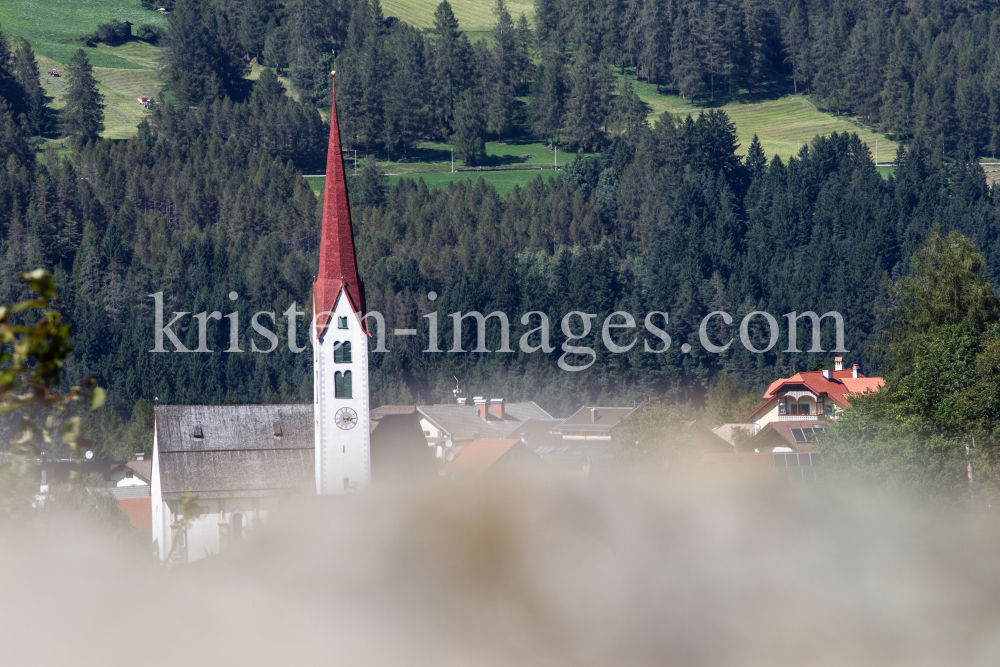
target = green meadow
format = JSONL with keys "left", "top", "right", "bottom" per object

{"left": 309, "top": 168, "right": 557, "bottom": 196}
{"left": 4, "top": 0, "right": 900, "bottom": 163}
{"left": 382, "top": 0, "right": 534, "bottom": 31}
{"left": 0, "top": 0, "right": 167, "bottom": 67}
{"left": 623, "top": 74, "right": 901, "bottom": 164}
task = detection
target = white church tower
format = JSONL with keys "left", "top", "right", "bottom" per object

{"left": 312, "top": 69, "right": 371, "bottom": 494}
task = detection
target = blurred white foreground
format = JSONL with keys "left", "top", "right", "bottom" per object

{"left": 2, "top": 474, "right": 999, "bottom": 666}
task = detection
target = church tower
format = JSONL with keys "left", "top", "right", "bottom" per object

{"left": 313, "top": 70, "right": 370, "bottom": 495}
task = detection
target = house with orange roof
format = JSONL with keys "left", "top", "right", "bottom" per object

{"left": 443, "top": 437, "right": 544, "bottom": 479}
{"left": 744, "top": 357, "right": 883, "bottom": 453}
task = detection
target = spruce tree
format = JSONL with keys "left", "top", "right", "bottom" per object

{"left": 561, "top": 44, "right": 607, "bottom": 152}
{"left": 12, "top": 39, "right": 44, "bottom": 136}
{"left": 63, "top": 49, "right": 104, "bottom": 141}
{"left": 745, "top": 134, "right": 767, "bottom": 179}
{"left": 451, "top": 89, "right": 485, "bottom": 165}
{"left": 530, "top": 47, "right": 565, "bottom": 145}
{"left": 162, "top": 0, "right": 247, "bottom": 105}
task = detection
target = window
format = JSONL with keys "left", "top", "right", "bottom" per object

{"left": 779, "top": 402, "right": 786, "bottom": 415}
{"left": 231, "top": 512, "right": 243, "bottom": 540}
{"left": 335, "top": 371, "right": 353, "bottom": 398}
{"left": 334, "top": 341, "right": 352, "bottom": 363}
{"left": 798, "top": 400, "right": 811, "bottom": 415}
{"left": 126, "top": 470, "right": 133, "bottom": 478}
{"left": 338, "top": 316, "right": 349, "bottom": 329}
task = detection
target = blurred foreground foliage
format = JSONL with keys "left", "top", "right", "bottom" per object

{"left": 824, "top": 231, "right": 1000, "bottom": 504}
{"left": 0, "top": 270, "right": 105, "bottom": 519}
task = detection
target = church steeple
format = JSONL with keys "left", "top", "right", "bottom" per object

{"left": 314, "top": 70, "right": 365, "bottom": 336}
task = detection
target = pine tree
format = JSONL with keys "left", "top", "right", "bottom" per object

{"left": 63, "top": 49, "right": 104, "bottom": 141}
{"left": 780, "top": 0, "right": 810, "bottom": 95}
{"left": 12, "top": 39, "right": 44, "bottom": 136}
{"left": 561, "top": 44, "right": 607, "bottom": 151}
{"left": 452, "top": 89, "right": 485, "bottom": 165}
{"left": 746, "top": 133, "right": 766, "bottom": 179}
{"left": 609, "top": 75, "right": 646, "bottom": 138}
{"left": 162, "top": 0, "right": 248, "bottom": 105}
{"left": 530, "top": 47, "right": 565, "bottom": 145}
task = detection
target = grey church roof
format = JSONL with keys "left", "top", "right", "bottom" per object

{"left": 416, "top": 402, "right": 553, "bottom": 440}
{"left": 155, "top": 405, "right": 314, "bottom": 500}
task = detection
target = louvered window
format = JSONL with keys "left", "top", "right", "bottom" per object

{"left": 335, "top": 371, "right": 353, "bottom": 398}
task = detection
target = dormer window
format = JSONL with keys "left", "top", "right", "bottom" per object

{"left": 338, "top": 316, "right": 348, "bottom": 329}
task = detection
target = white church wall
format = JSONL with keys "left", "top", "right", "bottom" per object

{"left": 157, "top": 497, "right": 280, "bottom": 564}
{"left": 314, "top": 289, "right": 371, "bottom": 495}
{"left": 151, "top": 429, "right": 164, "bottom": 561}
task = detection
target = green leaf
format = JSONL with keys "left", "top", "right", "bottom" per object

{"left": 90, "top": 387, "right": 106, "bottom": 410}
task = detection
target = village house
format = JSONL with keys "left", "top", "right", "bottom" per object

{"left": 743, "top": 356, "right": 883, "bottom": 453}
{"left": 443, "top": 437, "right": 544, "bottom": 479}
{"left": 371, "top": 399, "right": 552, "bottom": 462}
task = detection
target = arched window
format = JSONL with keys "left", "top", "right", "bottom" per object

{"left": 335, "top": 341, "right": 352, "bottom": 363}
{"left": 231, "top": 512, "right": 243, "bottom": 540}
{"left": 335, "top": 371, "right": 353, "bottom": 398}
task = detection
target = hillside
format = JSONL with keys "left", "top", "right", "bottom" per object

{"left": 382, "top": 0, "right": 535, "bottom": 31}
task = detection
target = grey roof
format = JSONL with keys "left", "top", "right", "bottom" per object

{"left": 110, "top": 485, "right": 151, "bottom": 500}
{"left": 155, "top": 405, "right": 314, "bottom": 500}
{"left": 417, "top": 402, "right": 553, "bottom": 440}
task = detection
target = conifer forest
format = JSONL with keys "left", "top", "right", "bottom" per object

{"left": 4, "top": 0, "right": 1000, "bottom": 457}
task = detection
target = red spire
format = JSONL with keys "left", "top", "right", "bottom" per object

{"left": 314, "top": 73, "right": 366, "bottom": 336}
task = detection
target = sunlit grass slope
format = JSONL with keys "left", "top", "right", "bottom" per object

{"left": 37, "top": 53, "right": 160, "bottom": 139}
{"left": 381, "top": 0, "right": 534, "bottom": 30}
{"left": 626, "top": 75, "right": 900, "bottom": 163}
{"left": 0, "top": 0, "right": 167, "bottom": 66}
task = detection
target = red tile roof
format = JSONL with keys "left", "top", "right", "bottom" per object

{"left": 748, "top": 369, "right": 884, "bottom": 420}
{"left": 314, "top": 74, "right": 366, "bottom": 337}
{"left": 444, "top": 438, "right": 521, "bottom": 476}
{"left": 118, "top": 498, "right": 151, "bottom": 533}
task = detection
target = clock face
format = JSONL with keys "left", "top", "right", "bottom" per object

{"left": 335, "top": 407, "right": 358, "bottom": 430}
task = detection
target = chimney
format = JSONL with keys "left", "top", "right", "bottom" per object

{"left": 490, "top": 398, "right": 505, "bottom": 419}
{"left": 852, "top": 363, "right": 859, "bottom": 379}
{"left": 822, "top": 370, "right": 831, "bottom": 380}
{"left": 135, "top": 452, "right": 144, "bottom": 461}
{"left": 834, "top": 357, "right": 843, "bottom": 371}
{"left": 456, "top": 397, "right": 467, "bottom": 406}
{"left": 590, "top": 407, "right": 598, "bottom": 423}
{"left": 474, "top": 397, "right": 487, "bottom": 420}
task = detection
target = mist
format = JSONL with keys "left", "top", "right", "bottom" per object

{"left": 3, "top": 474, "right": 999, "bottom": 667}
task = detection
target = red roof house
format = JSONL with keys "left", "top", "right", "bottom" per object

{"left": 745, "top": 357, "right": 883, "bottom": 452}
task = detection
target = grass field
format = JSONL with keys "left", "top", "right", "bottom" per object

{"left": 0, "top": 0, "right": 167, "bottom": 67}
{"left": 308, "top": 168, "right": 555, "bottom": 196}
{"left": 0, "top": 0, "right": 910, "bottom": 164}
{"left": 623, "top": 74, "right": 901, "bottom": 163}
{"left": 381, "top": 0, "right": 534, "bottom": 31}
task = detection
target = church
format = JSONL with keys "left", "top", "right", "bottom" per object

{"left": 149, "top": 72, "right": 432, "bottom": 564}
